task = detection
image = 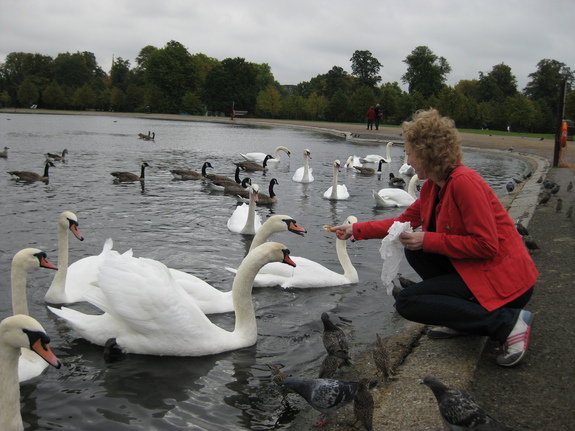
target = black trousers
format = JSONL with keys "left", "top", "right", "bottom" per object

{"left": 395, "top": 249, "right": 533, "bottom": 343}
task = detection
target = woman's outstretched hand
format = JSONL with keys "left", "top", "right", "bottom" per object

{"left": 325, "top": 223, "right": 354, "bottom": 240}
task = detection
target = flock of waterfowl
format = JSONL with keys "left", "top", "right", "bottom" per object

{"left": 1, "top": 137, "right": 422, "bottom": 429}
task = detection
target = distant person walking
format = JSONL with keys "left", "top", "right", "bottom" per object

{"left": 374, "top": 104, "right": 382, "bottom": 130}
{"left": 367, "top": 106, "right": 376, "bottom": 130}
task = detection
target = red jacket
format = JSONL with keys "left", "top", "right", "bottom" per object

{"left": 367, "top": 109, "right": 376, "bottom": 120}
{"left": 353, "top": 165, "right": 538, "bottom": 311}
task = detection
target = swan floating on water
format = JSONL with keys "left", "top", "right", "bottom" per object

{"left": 292, "top": 149, "right": 314, "bottom": 183}
{"left": 362, "top": 142, "right": 394, "bottom": 164}
{"left": 323, "top": 160, "right": 349, "bottom": 200}
{"left": 373, "top": 174, "right": 420, "bottom": 208}
{"left": 398, "top": 153, "right": 415, "bottom": 176}
{"left": 49, "top": 242, "right": 296, "bottom": 356}
{"left": 240, "top": 146, "right": 291, "bottom": 163}
{"left": 227, "top": 184, "right": 262, "bottom": 234}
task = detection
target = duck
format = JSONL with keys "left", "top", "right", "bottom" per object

{"left": 398, "top": 153, "right": 415, "bottom": 175}
{"left": 229, "top": 215, "right": 359, "bottom": 288}
{"left": 0, "top": 146, "right": 9, "bottom": 158}
{"left": 48, "top": 242, "right": 296, "bottom": 356}
{"left": 362, "top": 141, "right": 394, "bottom": 164}
{"left": 227, "top": 184, "right": 262, "bottom": 234}
{"left": 344, "top": 155, "right": 362, "bottom": 168}
{"left": 111, "top": 162, "right": 150, "bottom": 182}
{"left": 373, "top": 174, "right": 420, "bottom": 208}
{"left": 388, "top": 173, "right": 406, "bottom": 188}
{"left": 321, "top": 312, "right": 352, "bottom": 366}
{"left": 10, "top": 248, "right": 58, "bottom": 382}
{"left": 0, "top": 315, "right": 61, "bottom": 431}
{"left": 44, "top": 212, "right": 98, "bottom": 304}
{"left": 240, "top": 146, "right": 291, "bottom": 163}
{"left": 234, "top": 154, "right": 273, "bottom": 172}
{"left": 170, "top": 161, "right": 213, "bottom": 180}
{"left": 292, "top": 149, "right": 314, "bottom": 183}
{"left": 353, "top": 159, "right": 386, "bottom": 176}
{"left": 323, "top": 160, "right": 349, "bottom": 200}
{"left": 8, "top": 161, "right": 55, "bottom": 183}
{"left": 45, "top": 148, "right": 68, "bottom": 161}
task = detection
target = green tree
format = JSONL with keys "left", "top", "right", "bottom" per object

{"left": 53, "top": 52, "right": 92, "bottom": 89}
{"left": 402, "top": 46, "right": 451, "bottom": 98}
{"left": 125, "top": 83, "right": 146, "bottom": 112}
{"left": 145, "top": 40, "right": 200, "bottom": 113}
{"left": 256, "top": 85, "right": 282, "bottom": 118}
{"left": 324, "top": 66, "right": 353, "bottom": 99}
{"left": 326, "top": 90, "right": 351, "bottom": 122}
{"left": 524, "top": 59, "right": 574, "bottom": 122}
{"left": 455, "top": 79, "right": 480, "bottom": 101}
{"left": 110, "top": 57, "right": 131, "bottom": 92}
{"left": 504, "top": 94, "right": 540, "bottom": 132}
{"left": 1, "top": 52, "right": 53, "bottom": 104}
{"left": 0, "top": 91, "right": 10, "bottom": 107}
{"left": 436, "top": 86, "right": 476, "bottom": 128}
{"left": 350, "top": 50, "right": 382, "bottom": 88}
{"left": 73, "top": 84, "right": 97, "bottom": 109}
{"left": 17, "top": 77, "right": 39, "bottom": 106}
{"left": 304, "top": 92, "right": 328, "bottom": 120}
{"left": 565, "top": 90, "right": 575, "bottom": 121}
{"left": 181, "top": 91, "right": 204, "bottom": 115}
{"left": 349, "top": 86, "right": 376, "bottom": 122}
{"left": 281, "top": 94, "right": 306, "bottom": 120}
{"left": 379, "top": 82, "right": 403, "bottom": 124}
{"left": 478, "top": 63, "right": 517, "bottom": 102}
{"left": 42, "top": 80, "right": 67, "bottom": 109}
{"left": 110, "top": 87, "right": 126, "bottom": 111}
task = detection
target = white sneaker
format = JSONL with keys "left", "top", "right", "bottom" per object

{"left": 497, "top": 310, "right": 534, "bottom": 367}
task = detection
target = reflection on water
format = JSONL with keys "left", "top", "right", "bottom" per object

{"left": 0, "top": 113, "right": 528, "bottom": 430}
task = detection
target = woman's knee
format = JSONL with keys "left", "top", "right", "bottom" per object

{"left": 395, "top": 288, "right": 415, "bottom": 320}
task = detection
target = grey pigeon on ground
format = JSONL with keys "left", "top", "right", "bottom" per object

{"left": 353, "top": 378, "right": 374, "bottom": 431}
{"left": 422, "top": 376, "right": 514, "bottom": 430}
{"left": 506, "top": 181, "right": 515, "bottom": 193}
{"left": 398, "top": 273, "right": 416, "bottom": 289}
{"left": 515, "top": 220, "right": 529, "bottom": 236}
{"left": 321, "top": 312, "right": 352, "bottom": 366}
{"left": 282, "top": 377, "right": 359, "bottom": 427}
{"left": 567, "top": 181, "right": 573, "bottom": 192}
{"left": 566, "top": 205, "right": 573, "bottom": 220}
{"left": 523, "top": 235, "right": 540, "bottom": 252}
{"left": 537, "top": 193, "right": 550, "bottom": 206}
{"left": 556, "top": 198, "right": 563, "bottom": 213}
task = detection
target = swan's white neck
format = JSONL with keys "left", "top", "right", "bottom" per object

{"left": 330, "top": 165, "right": 339, "bottom": 199}
{"left": 0, "top": 343, "right": 23, "bottom": 430}
{"left": 336, "top": 237, "right": 358, "bottom": 281}
{"left": 48, "top": 222, "right": 69, "bottom": 296}
{"left": 274, "top": 146, "right": 288, "bottom": 159}
{"left": 11, "top": 261, "right": 30, "bottom": 316}
{"left": 241, "top": 189, "right": 257, "bottom": 234}
{"left": 302, "top": 155, "right": 310, "bottom": 182}
{"left": 249, "top": 221, "right": 279, "bottom": 252}
{"left": 384, "top": 142, "right": 393, "bottom": 162}
{"left": 407, "top": 175, "right": 419, "bottom": 198}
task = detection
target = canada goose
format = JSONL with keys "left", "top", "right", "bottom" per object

{"left": 234, "top": 154, "right": 273, "bottom": 172}
{"left": 203, "top": 163, "right": 242, "bottom": 183}
{"left": 171, "top": 161, "right": 212, "bottom": 180}
{"left": 221, "top": 177, "right": 252, "bottom": 195}
{"left": 45, "top": 149, "right": 68, "bottom": 161}
{"left": 8, "top": 161, "right": 55, "bottom": 182}
{"left": 142, "top": 132, "right": 155, "bottom": 141}
{"left": 111, "top": 162, "right": 150, "bottom": 182}
{"left": 253, "top": 178, "right": 279, "bottom": 205}
{"left": 353, "top": 159, "right": 385, "bottom": 175}
{"left": 388, "top": 173, "right": 406, "bottom": 188}
{"left": 208, "top": 166, "right": 246, "bottom": 190}
{"left": 0, "top": 146, "right": 8, "bottom": 158}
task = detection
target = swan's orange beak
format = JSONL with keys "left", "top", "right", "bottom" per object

{"left": 39, "top": 254, "right": 58, "bottom": 270}
{"left": 30, "top": 338, "right": 62, "bottom": 369}
{"left": 70, "top": 223, "right": 84, "bottom": 241}
{"left": 288, "top": 221, "right": 307, "bottom": 236}
{"left": 282, "top": 249, "right": 296, "bottom": 267}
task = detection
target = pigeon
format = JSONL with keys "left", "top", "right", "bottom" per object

{"left": 523, "top": 235, "right": 540, "bottom": 252}
{"left": 267, "top": 364, "right": 287, "bottom": 386}
{"left": 567, "top": 181, "right": 573, "bottom": 192}
{"left": 543, "top": 179, "right": 555, "bottom": 190}
{"left": 515, "top": 220, "right": 529, "bottom": 237}
{"left": 556, "top": 198, "right": 563, "bottom": 213}
{"left": 550, "top": 184, "right": 560, "bottom": 195}
{"left": 321, "top": 312, "right": 352, "bottom": 366}
{"left": 391, "top": 281, "right": 403, "bottom": 300}
{"left": 282, "top": 377, "right": 359, "bottom": 427}
{"left": 422, "top": 375, "right": 514, "bottom": 431}
{"left": 507, "top": 146, "right": 514, "bottom": 152}
{"left": 505, "top": 181, "right": 515, "bottom": 193}
{"left": 537, "top": 193, "right": 550, "bottom": 206}
{"left": 318, "top": 354, "right": 345, "bottom": 378}
{"left": 373, "top": 334, "right": 390, "bottom": 382}
{"left": 353, "top": 378, "right": 375, "bottom": 431}
{"left": 398, "top": 273, "right": 417, "bottom": 289}
{"left": 566, "top": 205, "right": 573, "bottom": 220}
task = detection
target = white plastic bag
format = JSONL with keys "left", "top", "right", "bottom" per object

{"left": 379, "top": 221, "right": 413, "bottom": 295}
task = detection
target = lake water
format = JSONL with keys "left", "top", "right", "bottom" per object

{"left": 0, "top": 113, "right": 528, "bottom": 430}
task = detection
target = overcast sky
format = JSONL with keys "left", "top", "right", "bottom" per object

{"left": 1, "top": 0, "right": 573, "bottom": 92}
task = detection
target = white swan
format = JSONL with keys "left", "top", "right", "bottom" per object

{"left": 0, "top": 315, "right": 61, "bottom": 431}
{"left": 373, "top": 174, "right": 420, "bottom": 208}
{"left": 227, "top": 184, "right": 262, "bottom": 234}
{"left": 362, "top": 142, "right": 394, "bottom": 164}
{"left": 44, "top": 211, "right": 91, "bottom": 304}
{"left": 398, "top": 153, "right": 415, "bottom": 176}
{"left": 292, "top": 149, "right": 314, "bottom": 183}
{"left": 323, "top": 160, "right": 349, "bottom": 200}
{"left": 48, "top": 242, "right": 296, "bottom": 356}
{"left": 240, "top": 146, "right": 291, "bottom": 163}
{"left": 171, "top": 214, "right": 306, "bottom": 314}
{"left": 344, "top": 155, "right": 362, "bottom": 168}
{"left": 10, "top": 248, "right": 58, "bottom": 382}
{"left": 227, "top": 215, "right": 359, "bottom": 288}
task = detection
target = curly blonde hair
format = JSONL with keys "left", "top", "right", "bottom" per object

{"left": 402, "top": 109, "right": 463, "bottom": 181}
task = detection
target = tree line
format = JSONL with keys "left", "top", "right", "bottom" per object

{"left": 1, "top": 41, "right": 573, "bottom": 133}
